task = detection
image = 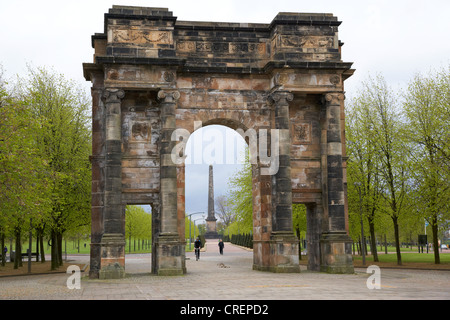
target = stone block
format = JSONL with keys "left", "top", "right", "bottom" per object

{"left": 268, "top": 232, "right": 300, "bottom": 273}
{"left": 153, "top": 234, "right": 186, "bottom": 276}
{"left": 320, "top": 232, "right": 354, "bottom": 274}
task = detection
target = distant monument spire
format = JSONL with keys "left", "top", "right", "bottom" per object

{"left": 207, "top": 165, "right": 215, "bottom": 220}
{"left": 205, "top": 164, "right": 218, "bottom": 239}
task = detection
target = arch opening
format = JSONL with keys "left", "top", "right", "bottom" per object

{"left": 182, "top": 124, "right": 257, "bottom": 267}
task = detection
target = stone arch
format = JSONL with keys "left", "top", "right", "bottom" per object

{"left": 179, "top": 119, "right": 275, "bottom": 271}
{"left": 84, "top": 5, "right": 355, "bottom": 279}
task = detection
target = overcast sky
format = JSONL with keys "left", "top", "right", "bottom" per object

{"left": 1, "top": 0, "right": 449, "bottom": 216}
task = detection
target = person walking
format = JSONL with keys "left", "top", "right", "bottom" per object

{"left": 218, "top": 239, "right": 224, "bottom": 255}
{"left": 3, "top": 246, "right": 7, "bottom": 263}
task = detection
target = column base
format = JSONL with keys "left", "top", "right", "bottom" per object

{"left": 253, "top": 232, "right": 300, "bottom": 273}
{"left": 89, "top": 242, "right": 101, "bottom": 279}
{"left": 99, "top": 233, "right": 126, "bottom": 279}
{"left": 154, "top": 233, "right": 186, "bottom": 276}
{"left": 320, "top": 232, "right": 354, "bottom": 274}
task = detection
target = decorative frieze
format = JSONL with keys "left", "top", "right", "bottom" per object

{"left": 111, "top": 29, "right": 173, "bottom": 45}
{"left": 280, "top": 35, "right": 334, "bottom": 48}
{"left": 176, "top": 40, "right": 267, "bottom": 55}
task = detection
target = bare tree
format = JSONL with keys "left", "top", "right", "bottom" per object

{"left": 215, "top": 195, "right": 235, "bottom": 230}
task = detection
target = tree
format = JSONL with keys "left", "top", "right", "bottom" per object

{"left": 403, "top": 67, "right": 450, "bottom": 264}
{"left": 215, "top": 195, "right": 235, "bottom": 232}
{"left": 350, "top": 74, "right": 410, "bottom": 265}
{"left": 292, "top": 204, "right": 306, "bottom": 258}
{"left": 0, "top": 64, "right": 52, "bottom": 268}
{"left": 346, "top": 95, "right": 384, "bottom": 261}
{"left": 125, "top": 205, "right": 151, "bottom": 252}
{"left": 226, "top": 156, "right": 253, "bottom": 234}
{"left": 14, "top": 65, "right": 91, "bottom": 269}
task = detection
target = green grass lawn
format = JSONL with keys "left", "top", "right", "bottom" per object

{"left": 12, "top": 239, "right": 197, "bottom": 256}
{"left": 352, "top": 252, "right": 450, "bottom": 264}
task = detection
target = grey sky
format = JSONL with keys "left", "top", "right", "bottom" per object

{"left": 1, "top": 0, "right": 449, "bottom": 215}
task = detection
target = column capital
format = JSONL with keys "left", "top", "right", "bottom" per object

{"left": 102, "top": 88, "right": 125, "bottom": 103}
{"left": 323, "top": 92, "right": 345, "bottom": 106}
{"left": 268, "top": 91, "right": 294, "bottom": 106}
{"left": 158, "top": 89, "right": 180, "bottom": 102}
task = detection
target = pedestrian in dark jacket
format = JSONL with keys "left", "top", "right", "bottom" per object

{"left": 218, "top": 239, "right": 224, "bottom": 255}
{"left": 194, "top": 237, "right": 202, "bottom": 260}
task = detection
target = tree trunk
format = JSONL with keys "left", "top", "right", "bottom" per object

{"left": 35, "top": 232, "right": 40, "bottom": 262}
{"left": 57, "top": 232, "right": 63, "bottom": 267}
{"left": 50, "top": 230, "right": 59, "bottom": 270}
{"left": 295, "top": 227, "right": 302, "bottom": 260}
{"left": 392, "top": 216, "right": 402, "bottom": 265}
{"left": 14, "top": 228, "right": 22, "bottom": 269}
{"left": 39, "top": 231, "right": 46, "bottom": 263}
{"left": 1, "top": 232, "right": 5, "bottom": 267}
{"left": 364, "top": 236, "right": 369, "bottom": 256}
{"left": 368, "top": 211, "right": 379, "bottom": 262}
{"left": 384, "top": 234, "right": 388, "bottom": 254}
{"left": 431, "top": 215, "right": 440, "bottom": 264}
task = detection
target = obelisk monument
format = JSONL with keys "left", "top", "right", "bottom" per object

{"left": 205, "top": 165, "right": 218, "bottom": 239}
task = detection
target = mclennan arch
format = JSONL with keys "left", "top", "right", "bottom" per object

{"left": 83, "top": 5, "right": 355, "bottom": 279}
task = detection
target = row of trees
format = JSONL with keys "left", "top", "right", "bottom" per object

{"left": 217, "top": 67, "right": 449, "bottom": 265}
{"left": 125, "top": 206, "right": 151, "bottom": 252}
{"left": 346, "top": 68, "right": 449, "bottom": 265}
{"left": 0, "top": 64, "right": 91, "bottom": 269}
{"left": 125, "top": 205, "right": 202, "bottom": 252}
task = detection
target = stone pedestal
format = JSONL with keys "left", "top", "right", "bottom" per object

{"left": 205, "top": 218, "right": 219, "bottom": 239}
{"left": 154, "top": 233, "right": 186, "bottom": 276}
{"left": 268, "top": 232, "right": 300, "bottom": 273}
{"left": 320, "top": 232, "right": 354, "bottom": 274}
{"left": 99, "top": 233, "right": 126, "bottom": 279}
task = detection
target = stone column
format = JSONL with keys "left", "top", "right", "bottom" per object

{"left": 99, "top": 88, "right": 126, "bottom": 279}
{"left": 268, "top": 91, "right": 300, "bottom": 273}
{"left": 154, "top": 89, "right": 185, "bottom": 276}
{"left": 320, "top": 92, "right": 354, "bottom": 273}
{"left": 89, "top": 82, "right": 105, "bottom": 279}
{"left": 252, "top": 162, "right": 273, "bottom": 272}
{"left": 205, "top": 165, "right": 218, "bottom": 239}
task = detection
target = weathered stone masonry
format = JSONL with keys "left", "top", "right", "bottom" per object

{"left": 83, "top": 5, "right": 355, "bottom": 279}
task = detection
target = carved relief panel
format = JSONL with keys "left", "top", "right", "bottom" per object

{"left": 176, "top": 40, "right": 267, "bottom": 57}
{"left": 130, "top": 121, "right": 151, "bottom": 143}
{"left": 292, "top": 122, "right": 312, "bottom": 144}
{"left": 110, "top": 28, "right": 173, "bottom": 45}
{"left": 280, "top": 35, "right": 334, "bottom": 49}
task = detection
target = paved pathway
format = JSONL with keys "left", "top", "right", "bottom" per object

{"left": 0, "top": 239, "right": 449, "bottom": 301}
